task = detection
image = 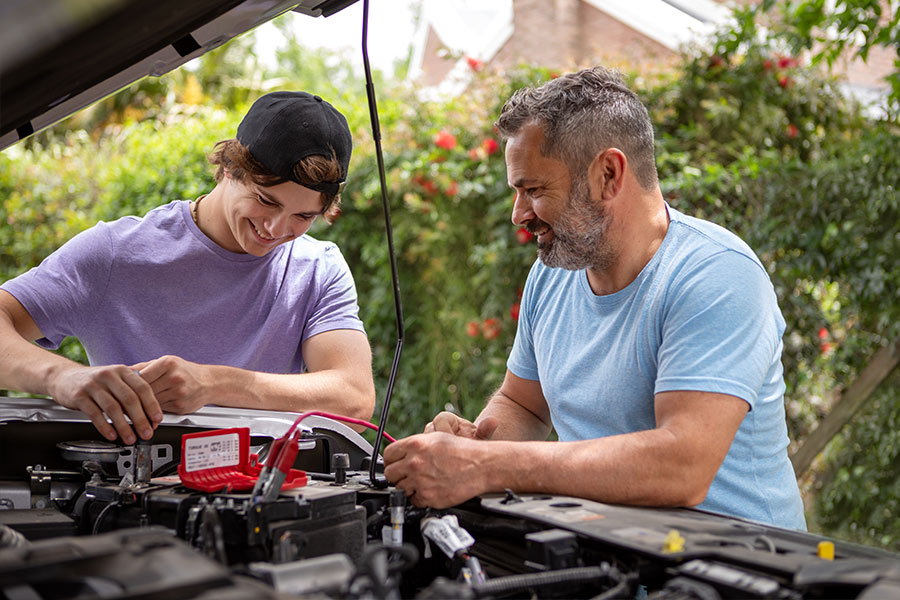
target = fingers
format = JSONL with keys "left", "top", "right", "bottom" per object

{"left": 129, "top": 370, "right": 164, "bottom": 428}
{"left": 55, "top": 365, "right": 162, "bottom": 443}
{"left": 428, "top": 412, "right": 479, "bottom": 437}
{"left": 475, "top": 416, "right": 500, "bottom": 440}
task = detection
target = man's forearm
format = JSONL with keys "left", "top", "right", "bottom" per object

{"left": 205, "top": 364, "right": 376, "bottom": 421}
{"left": 477, "top": 392, "right": 553, "bottom": 441}
{"left": 475, "top": 430, "right": 713, "bottom": 507}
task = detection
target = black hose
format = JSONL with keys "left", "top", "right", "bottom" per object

{"left": 471, "top": 564, "right": 622, "bottom": 597}
{"left": 91, "top": 501, "right": 120, "bottom": 535}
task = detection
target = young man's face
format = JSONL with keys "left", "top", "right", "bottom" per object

{"left": 506, "top": 122, "right": 613, "bottom": 271}
{"left": 219, "top": 173, "right": 323, "bottom": 256}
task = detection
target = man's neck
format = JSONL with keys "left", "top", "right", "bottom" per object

{"left": 585, "top": 190, "right": 668, "bottom": 296}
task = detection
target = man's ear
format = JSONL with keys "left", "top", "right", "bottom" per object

{"left": 588, "top": 148, "right": 626, "bottom": 200}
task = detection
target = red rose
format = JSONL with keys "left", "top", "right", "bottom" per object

{"left": 434, "top": 130, "right": 457, "bottom": 150}
{"left": 482, "top": 318, "right": 501, "bottom": 340}
{"left": 786, "top": 123, "right": 799, "bottom": 138}
{"left": 468, "top": 148, "right": 480, "bottom": 160}
{"left": 465, "top": 56, "right": 483, "bottom": 71}
{"left": 820, "top": 341, "right": 833, "bottom": 355}
{"left": 763, "top": 59, "right": 774, "bottom": 71}
{"left": 446, "top": 181, "right": 459, "bottom": 197}
{"left": 466, "top": 321, "right": 480, "bottom": 338}
{"left": 482, "top": 138, "right": 499, "bottom": 155}
{"left": 510, "top": 302, "right": 520, "bottom": 321}
{"left": 778, "top": 76, "right": 792, "bottom": 89}
{"left": 516, "top": 227, "right": 534, "bottom": 244}
{"left": 818, "top": 327, "right": 829, "bottom": 340}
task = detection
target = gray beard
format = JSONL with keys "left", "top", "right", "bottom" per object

{"left": 532, "top": 178, "right": 616, "bottom": 272}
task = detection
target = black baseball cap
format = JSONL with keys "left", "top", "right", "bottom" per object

{"left": 236, "top": 91, "right": 352, "bottom": 195}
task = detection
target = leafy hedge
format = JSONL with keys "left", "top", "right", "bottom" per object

{"left": 1, "top": 15, "right": 898, "bottom": 549}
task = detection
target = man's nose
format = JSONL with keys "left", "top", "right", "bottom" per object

{"left": 511, "top": 192, "right": 534, "bottom": 225}
{"left": 265, "top": 211, "right": 292, "bottom": 238}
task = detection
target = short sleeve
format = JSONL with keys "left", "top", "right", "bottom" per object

{"left": 0, "top": 224, "right": 114, "bottom": 348}
{"left": 654, "top": 250, "right": 784, "bottom": 409}
{"left": 301, "top": 245, "right": 365, "bottom": 341}
{"left": 507, "top": 262, "right": 541, "bottom": 381}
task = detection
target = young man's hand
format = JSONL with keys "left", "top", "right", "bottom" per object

{"left": 131, "top": 355, "right": 208, "bottom": 415}
{"left": 424, "top": 411, "right": 499, "bottom": 440}
{"left": 48, "top": 365, "right": 162, "bottom": 444}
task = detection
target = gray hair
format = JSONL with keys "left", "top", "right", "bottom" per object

{"left": 495, "top": 66, "right": 658, "bottom": 190}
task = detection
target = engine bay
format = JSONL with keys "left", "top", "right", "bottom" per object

{"left": 2, "top": 398, "right": 899, "bottom": 599}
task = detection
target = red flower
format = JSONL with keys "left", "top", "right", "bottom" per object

{"left": 818, "top": 327, "right": 829, "bottom": 340}
{"left": 778, "top": 76, "right": 792, "bottom": 89}
{"left": 465, "top": 56, "right": 483, "bottom": 71}
{"left": 709, "top": 55, "right": 724, "bottom": 69}
{"left": 516, "top": 227, "right": 534, "bottom": 244}
{"left": 434, "top": 130, "right": 457, "bottom": 150}
{"left": 482, "top": 138, "right": 500, "bottom": 155}
{"left": 510, "top": 302, "right": 520, "bottom": 321}
{"left": 763, "top": 59, "right": 774, "bottom": 71}
{"left": 777, "top": 56, "right": 796, "bottom": 69}
{"left": 446, "top": 181, "right": 459, "bottom": 197}
{"left": 466, "top": 321, "right": 480, "bottom": 338}
{"left": 468, "top": 148, "right": 480, "bottom": 160}
{"left": 421, "top": 179, "right": 438, "bottom": 195}
{"left": 549, "top": 71, "right": 561, "bottom": 79}
{"left": 786, "top": 123, "right": 799, "bottom": 138}
{"left": 820, "top": 341, "right": 833, "bottom": 355}
{"left": 482, "top": 318, "right": 501, "bottom": 340}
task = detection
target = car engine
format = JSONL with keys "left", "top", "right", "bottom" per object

{"left": 2, "top": 397, "right": 899, "bottom": 600}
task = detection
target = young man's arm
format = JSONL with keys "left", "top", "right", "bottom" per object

{"left": 383, "top": 370, "right": 747, "bottom": 509}
{"left": 0, "top": 291, "right": 162, "bottom": 444}
{"left": 133, "top": 328, "right": 376, "bottom": 421}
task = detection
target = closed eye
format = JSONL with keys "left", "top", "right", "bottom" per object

{"left": 257, "top": 194, "right": 278, "bottom": 207}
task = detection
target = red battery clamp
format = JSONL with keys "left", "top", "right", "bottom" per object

{"left": 177, "top": 427, "right": 307, "bottom": 493}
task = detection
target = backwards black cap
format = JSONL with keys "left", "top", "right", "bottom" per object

{"left": 236, "top": 91, "right": 352, "bottom": 196}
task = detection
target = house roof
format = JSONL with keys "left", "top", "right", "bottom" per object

{"left": 408, "top": 0, "right": 733, "bottom": 95}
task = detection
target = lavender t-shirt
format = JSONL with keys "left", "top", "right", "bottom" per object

{"left": 1, "top": 201, "right": 365, "bottom": 373}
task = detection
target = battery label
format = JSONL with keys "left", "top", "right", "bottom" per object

{"left": 183, "top": 432, "right": 241, "bottom": 472}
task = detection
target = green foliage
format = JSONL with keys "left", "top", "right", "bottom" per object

{"left": 813, "top": 370, "right": 900, "bottom": 550}
{"left": 753, "top": 0, "right": 900, "bottom": 114}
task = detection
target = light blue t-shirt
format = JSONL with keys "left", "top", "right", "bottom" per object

{"left": 508, "top": 204, "right": 806, "bottom": 530}
{"left": 1, "top": 201, "right": 364, "bottom": 374}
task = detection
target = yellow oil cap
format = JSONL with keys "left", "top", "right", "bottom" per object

{"left": 818, "top": 541, "right": 835, "bottom": 560}
{"left": 663, "top": 529, "right": 685, "bottom": 553}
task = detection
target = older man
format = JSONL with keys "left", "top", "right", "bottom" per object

{"left": 384, "top": 67, "right": 805, "bottom": 530}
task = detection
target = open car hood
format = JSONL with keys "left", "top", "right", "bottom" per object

{"left": 0, "top": 0, "right": 359, "bottom": 151}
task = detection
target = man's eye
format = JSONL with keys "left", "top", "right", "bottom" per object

{"left": 257, "top": 195, "right": 276, "bottom": 207}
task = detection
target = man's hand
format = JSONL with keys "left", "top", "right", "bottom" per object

{"left": 383, "top": 433, "right": 491, "bottom": 508}
{"left": 424, "top": 412, "right": 499, "bottom": 439}
{"left": 48, "top": 365, "right": 162, "bottom": 444}
{"left": 131, "top": 355, "right": 208, "bottom": 414}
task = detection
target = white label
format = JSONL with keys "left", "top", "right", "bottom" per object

{"left": 183, "top": 433, "right": 240, "bottom": 473}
